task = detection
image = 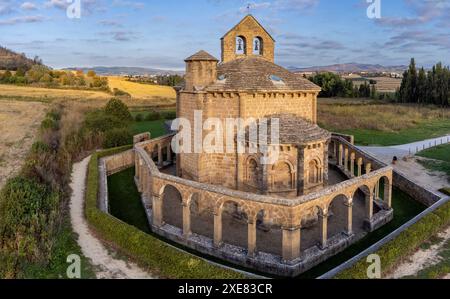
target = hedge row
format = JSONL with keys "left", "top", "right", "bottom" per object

{"left": 85, "top": 147, "right": 245, "bottom": 279}
{"left": 336, "top": 200, "right": 450, "bottom": 279}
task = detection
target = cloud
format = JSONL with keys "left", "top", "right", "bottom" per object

{"left": 103, "top": 30, "right": 139, "bottom": 41}
{"left": 375, "top": 0, "right": 450, "bottom": 28}
{"left": 0, "top": 15, "right": 46, "bottom": 25}
{"left": 112, "top": 0, "right": 145, "bottom": 10}
{"left": 0, "top": 0, "right": 15, "bottom": 15}
{"left": 99, "top": 19, "right": 123, "bottom": 27}
{"left": 21, "top": 2, "right": 38, "bottom": 10}
{"left": 44, "top": 0, "right": 68, "bottom": 10}
{"left": 240, "top": 0, "right": 319, "bottom": 14}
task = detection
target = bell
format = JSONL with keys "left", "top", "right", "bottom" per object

{"left": 254, "top": 41, "right": 259, "bottom": 51}
{"left": 237, "top": 40, "right": 243, "bottom": 51}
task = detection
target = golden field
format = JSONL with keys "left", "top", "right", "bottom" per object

{"left": 108, "top": 76, "right": 176, "bottom": 101}
{"left": 0, "top": 100, "right": 47, "bottom": 189}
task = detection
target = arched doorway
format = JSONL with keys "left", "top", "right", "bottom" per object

{"left": 190, "top": 193, "right": 214, "bottom": 239}
{"left": 327, "top": 194, "right": 350, "bottom": 239}
{"left": 255, "top": 210, "right": 282, "bottom": 256}
{"left": 352, "top": 185, "right": 372, "bottom": 233}
{"left": 161, "top": 185, "right": 183, "bottom": 229}
{"left": 221, "top": 201, "right": 248, "bottom": 249}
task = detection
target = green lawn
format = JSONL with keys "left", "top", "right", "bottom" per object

{"left": 107, "top": 166, "right": 426, "bottom": 278}
{"left": 335, "top": 120, "right": 450, "bottom": 146}
{"left": 417, "top": 143, "right": 450, "bottom": 163}
{"left": 130, "top": 119, "right": 167, "bottom": 137}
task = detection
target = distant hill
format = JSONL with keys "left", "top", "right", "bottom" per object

{"left": 0, "top": 46, "right": 41, "bottom": 71}
{"left": 63, "top": 66, "right": 184, "bottom": 76}
{"left": 288, "top": 63, "right": 407, "bottom": 74}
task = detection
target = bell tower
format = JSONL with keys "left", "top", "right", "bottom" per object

{"left": 220, "top": 15, "right": 275, "bottom": 63}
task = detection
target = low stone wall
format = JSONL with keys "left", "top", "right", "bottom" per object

{"left": 393, "top": 170, "right": 442, "bottom": 206}
{"left": 103, "top": 149, "right": 135, "bottom": 176}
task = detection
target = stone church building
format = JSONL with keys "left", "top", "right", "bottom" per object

{"left": 177, "top": 15, "right": 331, "bottom": 198}
{"left": 127, "top": 15, "right": 394, "bottom": 276}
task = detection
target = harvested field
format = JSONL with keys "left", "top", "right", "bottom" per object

{"left": 108, "top": 76, "right": 176, "bottom": 102}
{"left": 0, "top": 100, "right": 47, "bottom": 189}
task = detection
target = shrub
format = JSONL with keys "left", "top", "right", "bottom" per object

{"left": 84, "top": 109, "right": 127, "bottom": 133}
{"left": 161, "top": 110, "right": 176, "bottom": 120}
{"left": 31, "top": 141, "right": 51, "bottom": 154}
{"left": 104, "top": 98, "right": 132, "bottom": 122}
{"left": 145, "top": 111, "right": 161, "bottom": 121}
{"left": 135, "top": 114, "right": 144, "bottom": 122}
{"left": 0, "top": 177, "right": 60, "bottom": 277}
{"left": 113, "top": 88, "right": 131, "bottom": 98}
{"left": 40, "top": 117, "right": 59, "bottom": 131}
{"left": 103, "top": 128, "right": 133, "bottom": 149}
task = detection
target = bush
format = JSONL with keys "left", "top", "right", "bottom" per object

{"left": 31, "top": 141, "right": 51, "bottom": 154}
{"left": 145, "top": 111, "right": 161, "bottom": 121}
{"left": 104, "top": 98, "right": 132, "bottom": 122}
{"left": 161, "top": 110, "right": 176, "bottom": 120}
{"left": 135, "top": 114, "right": 144, "bottom": 122}
{"left": 0, "top": 177, "right": 60, "bottom": 277}
{"left": 85, "top": 150, "right": 245, "bottom": 279}
{"left": 84, "top": 109, "right": 127, "bottom": 133}
{"left": 113, "top": 88, "right": 131, "bottom": 98}
{"left": 40, "top": 117, "right": 59, "bottom": 131}
{"left": 103, "top": 128, "right": 133, "bottom": 149}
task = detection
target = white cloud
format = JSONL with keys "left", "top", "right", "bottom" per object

{"left": 21, "top": 2, "right": 38, "bottom": 11}
{"left": 0, "top": 15, "right": 45, "bottom": 25}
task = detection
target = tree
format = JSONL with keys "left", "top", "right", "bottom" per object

{"left": 87, "top": 70, "right": 96, "bottom": 77}
{"left": 104, "top": 98, "right": 132, "bottom": 122}
{"left": 417, "top": 67, "right": 427, "bottom": 104}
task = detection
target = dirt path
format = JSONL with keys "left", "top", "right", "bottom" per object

{"left": 70, "top": 156, "right": 154, "bottom": 279}
{"left": 387, "top": 226, "right": 450, "bottom": 279}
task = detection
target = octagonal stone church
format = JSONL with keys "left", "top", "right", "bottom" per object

{"left": 128, "top": 14, "right": 394, "bottom": 276}
{"left": 178, "top": 15, "right": 331, "bottom": 198}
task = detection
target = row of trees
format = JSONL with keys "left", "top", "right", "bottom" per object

{"left": 308, "top": 72, "right": 378, "bottom": 98}
{"left": 397, "top": 58, "right": 450, "bottom": 106}
{"left": 0, "top": 65, "right": 108, "bottom": 90}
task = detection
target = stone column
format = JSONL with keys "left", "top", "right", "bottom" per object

{"left": 247, "top": 220, "right": 257, "bottom": 257}
{"left": 365, "top": 163, "right": 372, "bottom": 174}
{"left": 167, "top": 144, "right": 172, "bottom": 163}
{"left": 323, "top": 141, "right": 329, "bottom": 184}
{"left": 384, "top": 181, "right": 392, "bottom": 208}
{"left": 282, "top": 226, "right": 301, "bottom": 262}
{"left": 344, "top": 148, "right": 349, "bottom": 172}
{"left": 158, "top": 145, "right": 163, "bottom": 166}
{"left": 350, "top": 153, "right": 355, "bottom": 177}
{"left": 333, "top": 141, "right": 337, "bottom": 160}
{"left": 135, "top": 154, "right": 140, "bottom": 179}
{"left": 182, "top": 202, "right": 191, "bottom": 238}
{"left": 338, "top": 144, "right": 343, "bottom": 167}
{"left": 357, "top": 158, "right": 363, "bottom": 177}
{"left": 152, "top": 194, "right": 163, "bottom": 227}
{"left": 375, "top": 181, "right": 380, "bottom": 200}
{"left": 365, "top": 191, "right": 373, "bottom": 222}
{"left": 344, "top": 199, "right": 353, "bottom": 236}
{"left": 213, "top": 212, "right": 223, "bottom": 248}
{"left": 319, "top": 211, "right": 328, "bottom": 249}
{"left": 297, "top": 146, "right": 306, "bottom": 195}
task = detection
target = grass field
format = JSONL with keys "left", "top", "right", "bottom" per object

{"left": 417, "top": 144, "right": 450, "bottom": 187}
{"left": 108, "top": 76, "right": 176, "bottom": 101}
{"left": 0, "top": 100, "right": 47, "bottom": 189}
{"left": 318, "top": 99, "right": 450, "bottom": 145}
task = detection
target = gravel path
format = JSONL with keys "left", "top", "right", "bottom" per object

{"left": 69, "top": 156, "right": 154, "bottom": 279}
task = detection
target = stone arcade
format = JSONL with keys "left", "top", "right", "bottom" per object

{"left": 127, "top": 15, "right": 394, "bottom": 276}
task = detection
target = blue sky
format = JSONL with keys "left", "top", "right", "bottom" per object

{"left": 0, "top": 0, "right": 449, "bottom": 70}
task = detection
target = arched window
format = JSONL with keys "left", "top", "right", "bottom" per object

{"left": 236, "top": 36, "right": 246, "bottom": 55}
{"left": 247, "top": 158, "right": 259, "bottom": 187}
{"left": 308, "top": 159, "right": 321, "bottom": 184}
{"left": 253, "top": 37, "right": 263, "bottom": 55}
{"left": 272, "top": 161, "right": 293, "bottom": 191}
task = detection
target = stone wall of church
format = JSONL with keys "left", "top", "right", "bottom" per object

{"left": 239, "top": 92, "right": 318, "bottom": 124}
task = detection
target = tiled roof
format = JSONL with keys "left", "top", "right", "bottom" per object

{"left": 246, "top": 114, "right": 330, "bottom": 145}
{"left": 185, "top": 50, "right": 219, "bottom": 62}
